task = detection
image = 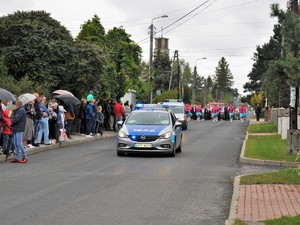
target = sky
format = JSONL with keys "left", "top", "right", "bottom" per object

{"left": 0, "top": 0, "right": 288, "bottom": 95}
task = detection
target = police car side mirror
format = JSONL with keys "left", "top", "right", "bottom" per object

{"left": 175, "top": 121, "right": 182, "bottom": 128}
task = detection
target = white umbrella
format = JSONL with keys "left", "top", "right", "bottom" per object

{"left": 18, "top": 93, "right": 36, "bottom": 105}
{"left": 53, "top": 90, "right": 74, "bottom": 96}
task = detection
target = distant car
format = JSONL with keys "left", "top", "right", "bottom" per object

{"left": 162, "top": 99, "right": 188, "bottom": 130}
{"left": 116, "top": 104, "right": 183, "bottom": 157}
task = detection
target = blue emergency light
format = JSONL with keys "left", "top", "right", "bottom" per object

{"left": 163, "top": 99, "right": 182, "bottom": 103}
{"left": 135, "top": 103, "right": 169, "bottom": 110}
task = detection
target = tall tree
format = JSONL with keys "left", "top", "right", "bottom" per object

{"left": 105, "top": 27, "right": 142, "bottom": 99}
{"left": 244, "top": 24, "right": 283, "bottom": 95}
{"left": 76, "top": 15, "right": 106, "bottom": 48}
{"left": 271, "top": 3, "right": 300, "bottom": 87}
{"left": 153, "top": 52, "right": 172, "bottom": 95}
{"left": 213, "top": 57, "right": 234, "bottom": 101}
{"left": 0, "top": 11, "right": 106, "bottom": 97}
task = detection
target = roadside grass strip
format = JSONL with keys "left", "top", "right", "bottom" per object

{"left": 240, "top": 168, "right": 300, "bottom": 185}
{"left": 264, "top": 215, "right": 300, "bottom": 225}
{"left": 248, "top": 123, "right": 278, "bottom": 133}
{"left": 245, "top": 135, "right": 295, "bottom": 162}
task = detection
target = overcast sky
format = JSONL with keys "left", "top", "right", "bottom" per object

{"left": 0, "top": 0, "right": 288, "bottom": 94}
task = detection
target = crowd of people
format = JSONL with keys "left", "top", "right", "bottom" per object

{"left": 0, "top": 91, "right": 134, "bottom": 163}
{"left": 184, "top": 103, "right": 248, "bottom": 123}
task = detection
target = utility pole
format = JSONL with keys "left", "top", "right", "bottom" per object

{"left": 192, "top": 66, "right": 197, "bottom": 103}
{"left": 148, "top": 15, "right": 168, "bottom": 103}
{"left": 290, "top": 0, "right": 299, "bottom": 130}
{"left": 168, "top": 51, "right": 177, "bottom": 90}
{"left": 172, "top": 50, "right": 180, "bottom": 99}
{"left": 192, "top": 57, "right": 206, "bottom": 103}
{"left": 288, "top": 0, "right": 299, "bottom": 154}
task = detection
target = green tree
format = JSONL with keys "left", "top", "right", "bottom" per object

{"left": 271, "top": 3, "right": 300, "bottom": 92}
{"left": 105, "top": 27, "right": 142, "bottom": 99}
{"left": 76, "top": 15, "right": 106, "bottom": 48}
{"left": 243, "top": 21, "right": 287, "bottom": 108}
{"left": 0, "top": 11, "right": 106, "bottom": 97}
{"left": 180, "top": 61, "right": 193, "bottom": 103}
{"left": 213, "top": 57, "right": 234, "bottom": 101}
{"left": 153, "top": 52, "right": 172, "bottom": 95}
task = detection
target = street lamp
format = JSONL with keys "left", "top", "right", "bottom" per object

{"left": 149, "top": 15, "right": 168, "bottom": 103}
{"left": 192, "top": 57, "right": 206, "bottom": 103}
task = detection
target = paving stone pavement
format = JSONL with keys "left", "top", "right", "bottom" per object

{"left": 226, "top": 119, "right": 300, "bottom": 225}
{"left": 237, "top": 184, "right": 300, "bottom": 221}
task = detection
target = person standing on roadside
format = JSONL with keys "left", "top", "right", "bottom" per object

{"left": 32, "top": 92, "right": 41, "bottom": 146}
{"left": 85, "top": 99, "right": 96, "bottom": 136}
{"left": 2, "top": 109, "right": 13, "bottom": 160}
{"left": 114, "top": 99, "right": 124, "bottom": 131}
{"left": 78, "top": 98, "right": 87, "bottom": 135}
{"left": 0, "top": 99, "right": 7, "bottom": 134}
{"left": 105, "top": 99, "right": 112, "bottom": 131}
{"left": 124, "top": 101, "right": 131, "bottom": 120}
{"left": 65, "top": 102, "right": 75, "bottom": 139}
{"left": 255, "top": 104, "right": 261, "bottom": 121}
{"left": 35, "top": 96, "right": 50, "bottom": 146}
{"left": 10, "top": 100, "right": 28, "bottom": 163}
{"left": 23, "top": 100, "right": 35, "bottom": 149}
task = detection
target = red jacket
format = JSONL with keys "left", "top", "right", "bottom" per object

{"left": 114, "top": 103, "right": 124, "bottom": 117}
{"left": 2, "top": 110, "right": 12, "bottom": 135}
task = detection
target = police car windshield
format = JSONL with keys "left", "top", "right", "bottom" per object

{"left": 168, "top": 106, "right": 184, "bottom": 114}
{"left": 126, "top": 111, "right": 170, "bottom": 125}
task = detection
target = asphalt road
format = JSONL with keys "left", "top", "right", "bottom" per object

{"left": 0, "top": 119, "right": 279, "bottom": 225}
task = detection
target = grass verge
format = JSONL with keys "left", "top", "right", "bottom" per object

{"left": 264, "top": 215, "right": 300, "bottom": 225}
{"left": 245, "top": 135, "right": 295, "bottom": 162}
{"left": 248, "top": 123, "right": 277, "bottom": 133}
{"left": 240, "top": 168, "right": 300, "bottom": 185}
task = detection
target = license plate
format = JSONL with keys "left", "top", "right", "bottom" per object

{"left": 135, "top": 143, "right": 152, "bottom": 148}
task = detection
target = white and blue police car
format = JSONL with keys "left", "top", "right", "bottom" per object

{"left": 116, "top": 104, "right": 183, "bottom": 157}
{"left": 163, "top": 99, "right": 188, "bottom": 130}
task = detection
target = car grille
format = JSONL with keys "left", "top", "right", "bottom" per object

{"left": 129, "top": 135, "right": 159, "bottom": 142}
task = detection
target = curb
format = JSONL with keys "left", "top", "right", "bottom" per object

{"left": 226, "top": 131, "right": 299, "bottom": 224}
{"left": 225, "top": 176, "right": 241, "bottom": 225}
{"left": 239, "top": 133, "right": 299, "bottom": 168}
{"left": 0, "top": 133, "right": 116, "bottom": 162}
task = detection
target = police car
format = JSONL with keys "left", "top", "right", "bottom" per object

{"left": 116, "top": 104, "right": 183, "bottom": 157}
{"left": 162, "top": 99, "right": 188, "bottom": 130}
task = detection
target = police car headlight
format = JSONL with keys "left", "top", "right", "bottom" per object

{"left": 160, "top": 131, "right": 172, "bottom": 139}
{"left": 118, "top": 130, "right": 128, "bottom": 138}
{"left": 178, "top": 117, "right": 185, "bottom": 121}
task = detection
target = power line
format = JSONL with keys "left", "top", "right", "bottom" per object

{"left": 137, "top": 0, "right": 211, "bottom": 44}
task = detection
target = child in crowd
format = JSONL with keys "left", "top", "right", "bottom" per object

{"left": 95, "top": 105, "right": 104, "bottom": 136}
{"left": 2, "top": 109, "right": 14, "bottom": 161}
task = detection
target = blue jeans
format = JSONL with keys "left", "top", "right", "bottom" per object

{"left": 86, "top": 118, "right": 96, "bottom": 135}
{"left": 36, "top": 117, "right": 49, "bottom": 144}
{"left": 13, "top": 131, "right": 26, "bottom": 160}
{"left": 66, "top": 120, "right": 74, "bottom": 138}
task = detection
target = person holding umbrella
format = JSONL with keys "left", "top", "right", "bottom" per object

{"left": 35, "top": 96, "right": 50, "bottom": 147}
{"left": 10, "top": 100, "right": 27, "bottom": 163}
{"left": 65, "top": 102, "right": 75, "bottom": 139}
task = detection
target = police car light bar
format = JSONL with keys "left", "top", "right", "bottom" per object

{"left": 135, "top": 103, "right": 169, "bottom": 110}
{"left": 163, "top": 99, "right": 182, "bottom": 103}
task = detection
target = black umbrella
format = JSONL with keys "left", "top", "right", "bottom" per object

{"left": 56, "top": 94, "right": 80, "bottom": 105}
{"left": 0, "top": 88, "right": 16, "bottom": 101}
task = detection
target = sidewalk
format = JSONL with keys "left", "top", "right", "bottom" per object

{"left": 0, "top": 131, "right": 116, "bottom": 162}
{"left": 226, "top": 119, "right": 300, "bottom": 224}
